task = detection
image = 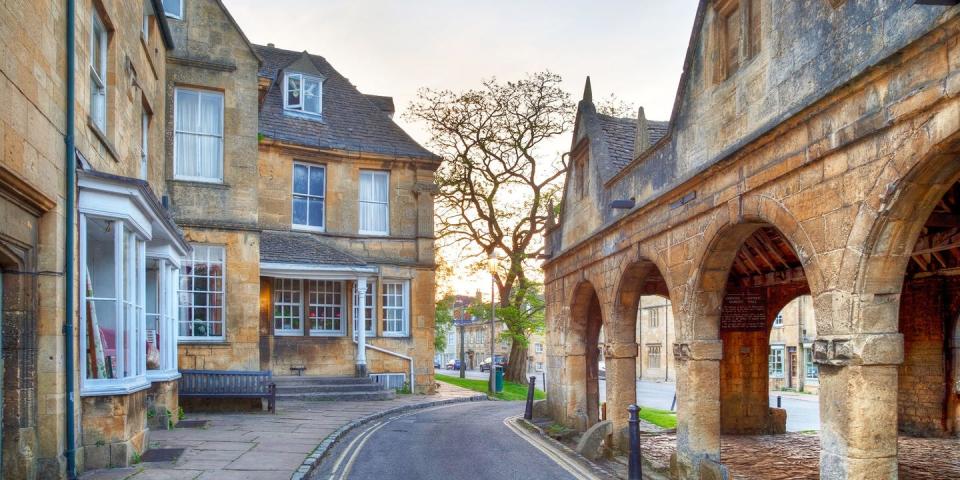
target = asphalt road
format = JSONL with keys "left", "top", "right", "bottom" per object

{"left": 313, "top": 401, "right": 577, "bottom": 480}
{"left": 439, "top": 368, "right": 820, "bottom": 432}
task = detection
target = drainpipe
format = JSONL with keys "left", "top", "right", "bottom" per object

{"left": 64, "top": 0, "right": 78, "bottom": 477}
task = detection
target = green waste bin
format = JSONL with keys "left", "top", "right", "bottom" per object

{"left": 495, "top": 365, "right": 504, "bottom": 393}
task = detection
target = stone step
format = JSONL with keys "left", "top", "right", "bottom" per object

{"left": 276, "top": 390, "right": 396, "bottom": 402}
{"left": 272, "top": 376, "right": 378, "bottom": 386}
{"left": 274, "top": 383, "right": 387, "bottom": 394}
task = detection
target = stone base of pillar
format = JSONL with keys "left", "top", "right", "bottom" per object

{"left": 355, "top": 364, "right": 368, "bottom": 377}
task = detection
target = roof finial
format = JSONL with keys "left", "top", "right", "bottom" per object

{"left": 583, "top": 76, "right": 593, "bottom": 103}
{"left": 634, "top": 106, "right": 650, "bottom": 158}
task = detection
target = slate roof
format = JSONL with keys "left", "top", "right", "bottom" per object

{"left": 253, "top": 44, "right": 438, "bottom": 160}
{"left": 259, "top": 230, "right": 366, "bottom": 266}
{"left": 595, "top": 114, "right": 669, "bottom": 171}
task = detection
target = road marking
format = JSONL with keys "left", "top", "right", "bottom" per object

{"left": 326, "top": 404, "right": 457, "bottom": 480}
{"left": 503, "top": 415, "right": 604, "bottom": 480}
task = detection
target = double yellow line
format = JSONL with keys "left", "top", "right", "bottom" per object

{"left": 502, "top": 415, "right": 605, "bottom": 480}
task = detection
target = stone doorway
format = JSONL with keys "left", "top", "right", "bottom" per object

{"left": 568, "top": 281, "right": 604, "bottom": 431}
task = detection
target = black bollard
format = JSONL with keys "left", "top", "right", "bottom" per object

{"left": 777, "top": 395, "right": 781, "bottom": 408}
{"left": 524, "top": 376, "right": 537, "bottom": 420}
{"left": 627, "top": 404, "right": 643, "bottom": 480}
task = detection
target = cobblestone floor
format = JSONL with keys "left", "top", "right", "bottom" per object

{"left": 640, "top": 432, "right": 960, "bottom": 479}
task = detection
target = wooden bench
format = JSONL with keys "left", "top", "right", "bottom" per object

{"left": 179, "top": 370, "right": 276, "bottom": 413}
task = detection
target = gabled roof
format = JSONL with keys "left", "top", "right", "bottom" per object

{"left": 259, "top": 230, "right": 366, "bottom": 266}
{"left": 596, "top": 114, "right": 668, "bottom": 173}
{"left": 253, "top": 44, "right": 439, "bottom": 161}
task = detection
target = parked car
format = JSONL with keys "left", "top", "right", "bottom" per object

{"left": 434, "top": 359, "right": 441, "bottom": 369}
{"left": 445, "top": 359, "right": 463, "bottom": 370}
{"left": 478, "top": 355, "right": 508, "bottom": 372}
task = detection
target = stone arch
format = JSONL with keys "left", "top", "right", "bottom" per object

{"left": 565, "top": 279, "right": 605, "bottom": 431}
{"left": 676, "top": 202, "right": 817, "bottom": 476}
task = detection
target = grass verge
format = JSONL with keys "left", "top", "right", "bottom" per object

{"left": 435, "top": 373, "right": 546, "bottom": 401}
{"left": 637, "top": 406, "right": 677, "bottom": 429}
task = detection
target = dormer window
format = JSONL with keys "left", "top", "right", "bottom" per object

{"left": 284, "top": 72, "right": 323, "bottom": 115}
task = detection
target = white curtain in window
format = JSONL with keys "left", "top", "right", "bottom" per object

{"left": 175, "top": 89, "right": 223, "bottom": 181}
{"left": 359, "top": 171, "right": 388, "bottom": 233}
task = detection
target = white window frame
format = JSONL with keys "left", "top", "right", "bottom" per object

{"left": 773, "top": 313, "right": 784, "bottom": 327}
{"left": 535, "top": 343, "right": 543, "bottom": 354}
{"left": 291, "top": 162, "right": 326, "bottom": 231}
{"left": 647, "top": 344, "right": 662, "bottom": 369}
{"left": 142, "top": 10, "right": 150, "bottom": 41}
{"left": 535, "top": 362, "right": 544, "bottom": 372}
{"left": 178, "top": 245, "right": 226, "bottom": 341}
{"left": 381, "top": 280, "right": 410, "bottom": 337}
{"left": 162, "top": 0, "right": 183, "bottom": 19}
{"left": 173, "top": 87, "right": 224, "bottom": 183}
{"left": 273, "top": 278, "right": 303, "bottom": 336}
{"left": 283, "top": 72, "right": 323, "bottom": 115}
{"left": 647, "top": 307, "right": 660, "bottom": 328}
{"left": 140, "top": 110, "right": 149, "bottom": 179}
{"left": 146, "top": 257, "right": 180, "bottom": 382}
{"left": 90, "top": 9, "right": 108, "bottom": 132}
{"left": 359, "top": 170, "right": 390, "bottom": 235}
{"left": 804, "top": 347, "right": 819, "bottom": 382}
{"left": 80, "top": 215, "right": 149, "bottom": 396}
{"left": 352, "top": 280, "right": 376, "bottom": 338}
{"left": 769, "top": 345, "right": 785, "bottom": 378}
{"left": 308, "top": 280, "right": 345, "bottom": 336}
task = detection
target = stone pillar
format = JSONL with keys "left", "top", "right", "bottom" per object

{"left": 355, "top": 278, "right": 368, "bottom": 377}
{"left": 564, "top": 351, "right": 590, "bottom": 431}
{"left": 604, "top": 342, "right": 638, "bottom": 449}
{"left": 815, "top": 333, "right": 902, "bottom": 479}
{"left": 674, "top": 340, "right": 722, "bottom": 480}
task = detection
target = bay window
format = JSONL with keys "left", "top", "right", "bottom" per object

{"left": 179, "top": 245, "right": 225, "bottom": 340}
{"left": 292, "top": 163, "right": 325, "bottom": 230}
{"left": 273, "top": 278, "right": 302, "bottom": 336}
{"left": 80, "top": 216, "right": 148, "bottom": 395}
{"left": 90, "top": 9, "right": 108, "bottom": 131}
{"left": 308, "top": 280, "right": 344, "bottom": 336}
{"left": 284, "top": 72, "right": 323, "bottom": 115}
{"left": 359, "top": 170, "right": 389, "bottom": 235}
{"left": 352, "top": 280, "right": 376, "bottom": 337}
{"left": 381, "top": 280, "right": 409, "bottom": 337}
{"left": 146, "top": 257, "right": 179, "bottom": 380}
{"left": 174, "top": 88, "right": 224, "bottom": 182}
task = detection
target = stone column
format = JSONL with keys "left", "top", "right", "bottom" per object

{"left": 815, "top": 333, "right": 902, "bottom": 479}
{"left": 355, "top": 277, "right": 368, "bottom": 377}
{"left": 604, "top": 342, "right": 638, "bottom": 449}
{"left": 564, "top": 350, "right": 590, "bottom": 431}
{"left": 674, "top": 340, "right": 722, "bottom": 480}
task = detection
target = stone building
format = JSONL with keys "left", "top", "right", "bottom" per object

{"left": 0, "top": 0, "right": 439, "bottom": 477}
{"left": 1, "top": 0, "right": 185, "bottom": 475}
{"left": 636, "top": 295, "right": 676, "bottom": 382}
{"left": 768, "top": 295, "right": 819, "bottom": 393}
{"left": 544, "top": 1, "right": 960, "bottom": 478}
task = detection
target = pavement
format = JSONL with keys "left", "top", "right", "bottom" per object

{"left": 80, "top": 382, "right": 482, "bottom": 480}
{"left": 312, "top": 401, "right": 584, "bottom": 480}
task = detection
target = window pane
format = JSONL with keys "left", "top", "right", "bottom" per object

{"left": 199, "top": 93, "right": 223, "bottom": 135}
{"left": 175, "top": 89, "right": 199, "bottom": 132}
{"left": 309, "top": 166, "right": 324, "bottom": 196}
{"left": 198, "top": 136, "right": 222, "bottom": 179}
{"left": 85, "top": 218, "right": 116, "bottom": 298}
{"left": 374, "top": 173, "right": 388, "bottom": 202}
{"left": 303, "top": 78, "right": 321, "bottom": 114}
{"left": 308, "top": 198, "right": 324, "bottom": 227}
{"left": 286, "top": 74, "right": 301, "bottom": 107}
{"left": 162, "top": 0, "right": 181, "bottom": 17}
{"left": 292, "top": 197, "right": 308, "bottom": 225}
{"left": 178, "top": 245, "right": 225, "bottom": 338}
{"left": 293, "top": 164, "right": 308, "bottom": 194}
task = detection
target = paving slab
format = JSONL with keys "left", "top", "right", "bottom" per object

{"left": 81, "top": 382, "right": 482, "bottom": 480}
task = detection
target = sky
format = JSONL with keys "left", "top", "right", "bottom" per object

{"left": 222, "top": 0, "right": 700, "bottom": 296}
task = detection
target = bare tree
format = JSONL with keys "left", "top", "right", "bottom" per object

{"left": 406, "top": 72, "right": 574, "bottom": 383}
